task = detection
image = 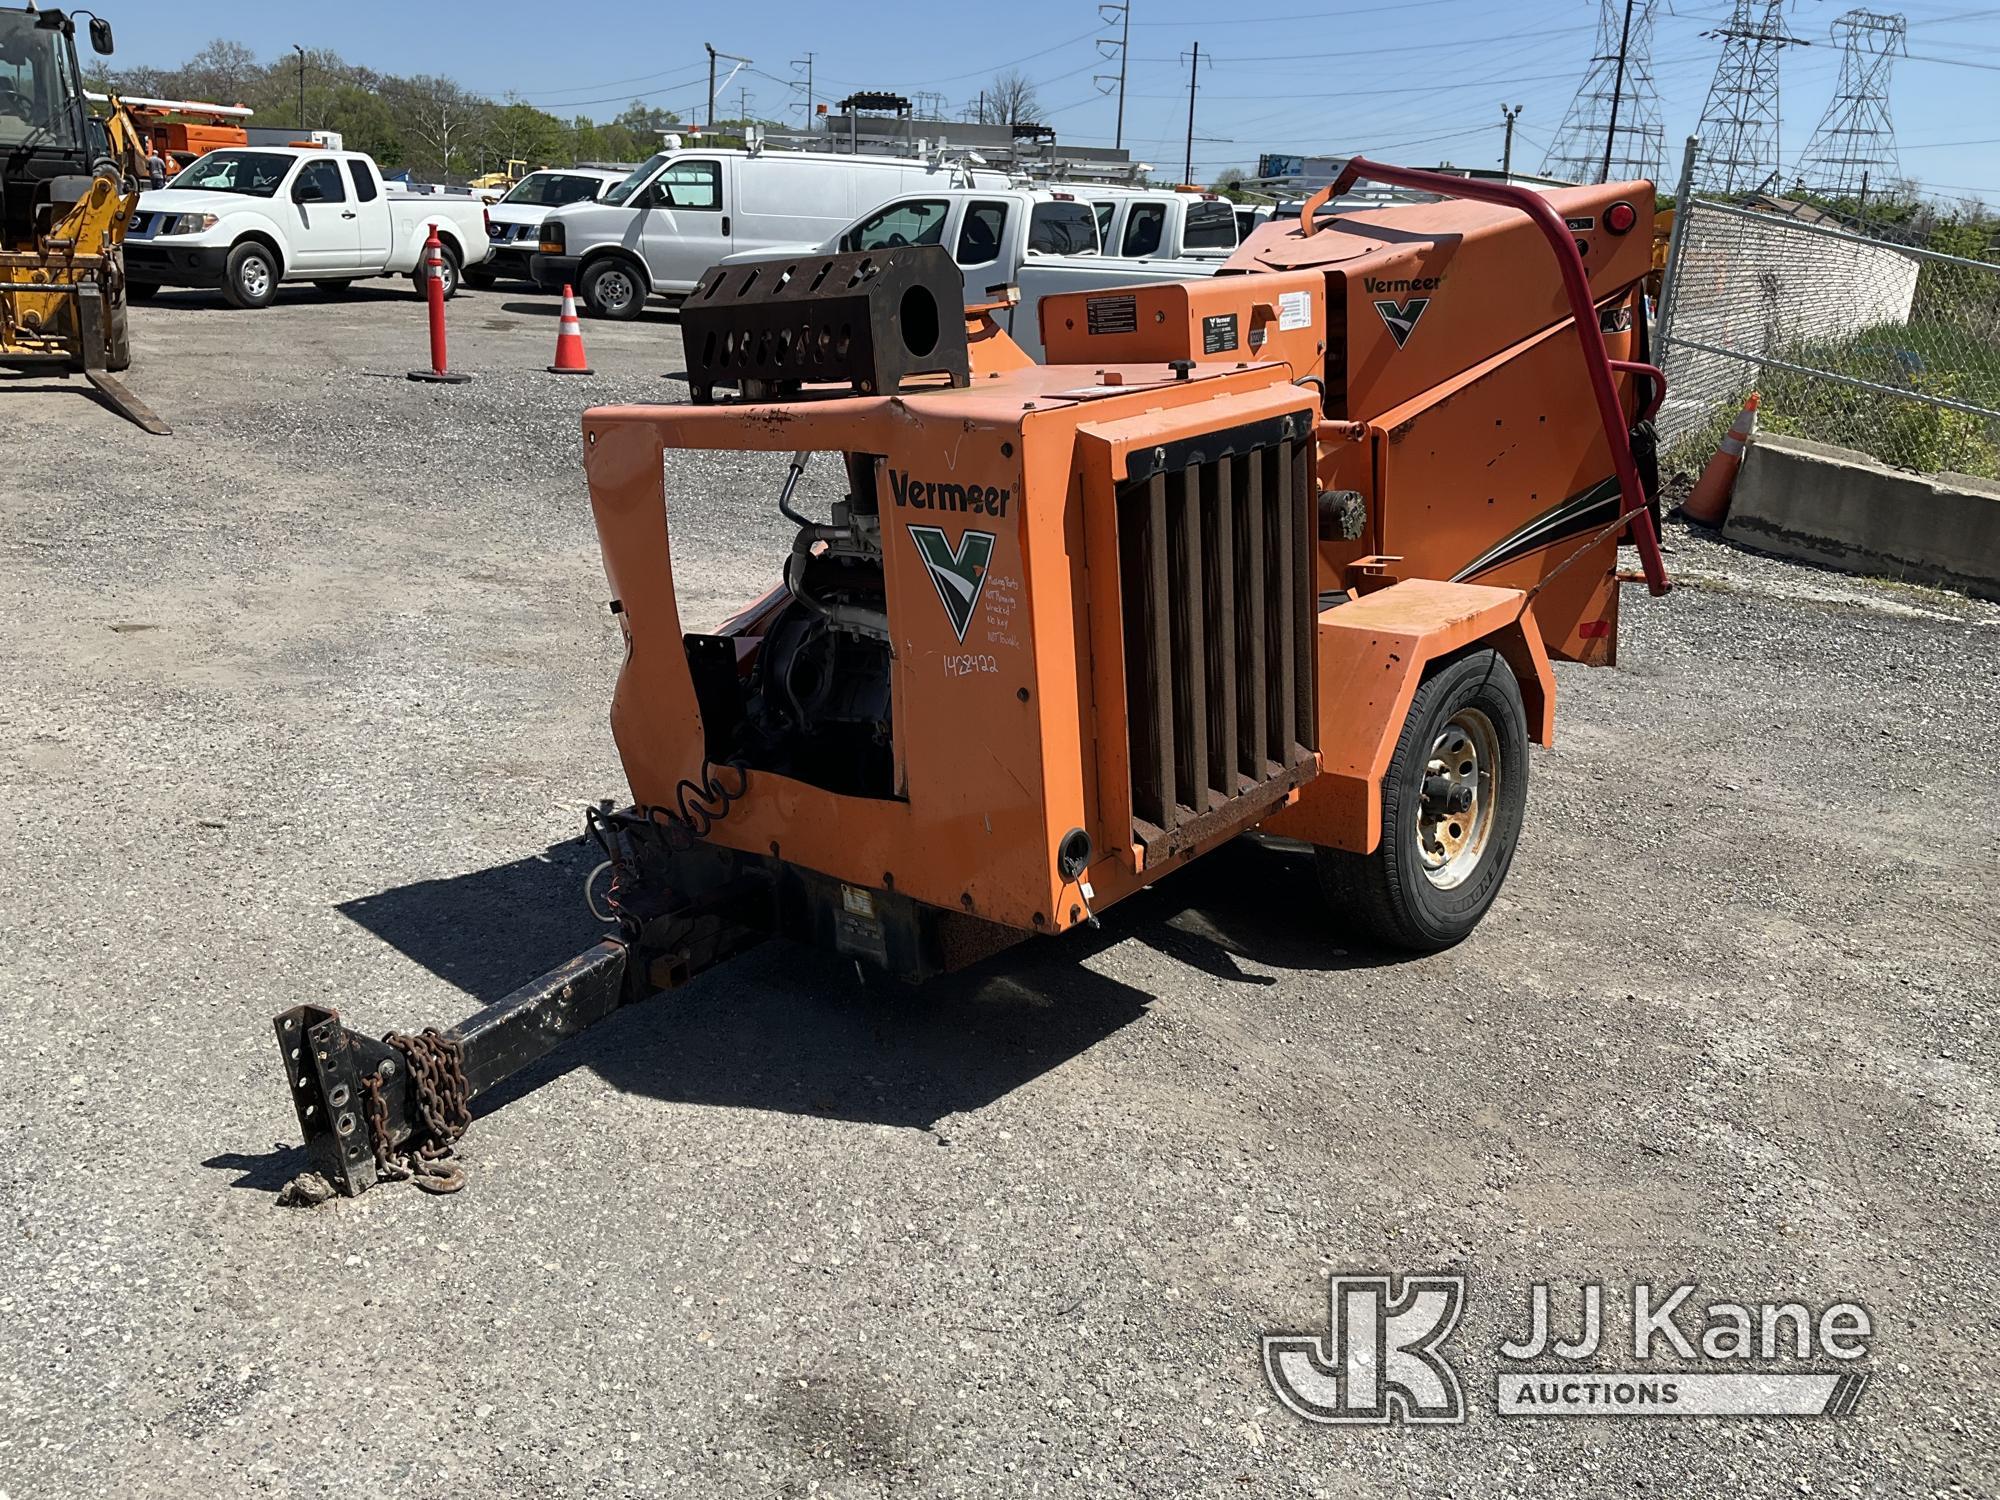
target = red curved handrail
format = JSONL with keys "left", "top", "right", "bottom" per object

{"left": 1301, "top": 160, "right": 1670, "bottom": 597}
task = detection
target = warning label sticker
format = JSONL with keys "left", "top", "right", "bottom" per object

{"left": 1086, "top": 295, "right": 1138, "bottom": 335}
{"left": 1202, "top": 312, "right": 1239, "bottom": 354}
{"left": 1278, "top": 290, "right": 1312, "bottom": 330}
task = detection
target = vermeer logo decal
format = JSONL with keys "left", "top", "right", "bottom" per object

{"left": 1373, "top": 296, "right": 1430, "bottom": 348}
{"left": 889, "top": 469, "right": 1011, "bottom": 516}
{"left": 908, "top": 526, "right": 996, "bottom": 642}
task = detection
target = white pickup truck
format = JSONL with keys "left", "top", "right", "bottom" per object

{"left": 718, "top": 187, "right": 1103, "bottom": 294}
{"left": 124, "top": 147, "right": 492, "bottom": 308}
{"left": 720, "top": 186, "right": 1227, "bottom": 361}
{"left": 1085, "top": 188, "right": 1245, "bottom": 261}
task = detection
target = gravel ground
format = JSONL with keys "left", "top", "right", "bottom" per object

{"left": 2, "top": 278, "right": 1997, "bottom": 1499}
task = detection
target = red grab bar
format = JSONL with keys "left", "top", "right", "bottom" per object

{"left": 1301, "top": 159, "right": 1671, "bottom": 597}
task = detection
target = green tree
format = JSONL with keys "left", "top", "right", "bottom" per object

{"left": 482, "top": 100, "right": 569, "bottom": 171}
{"left": 384, "top": 74, "right": 486, "bottom": 177}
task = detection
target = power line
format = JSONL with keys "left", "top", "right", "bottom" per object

{"left": 523, "top": 75, "right": 708, "bottom": 112}
{"left": 522, "top": 61, "right": 707, "bottom": 104}
{"left": 923, "top": 28, "right": 1110, "bottom": 86}
{"left": 1127, "top": 0, "right": 1505, "bottom": 22}
{"left": 1131, "top": 21, "right": 1596, "bottom": 64}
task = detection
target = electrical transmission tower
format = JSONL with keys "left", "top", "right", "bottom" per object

{"left": 1693, "top": 0, "right": 1806, "bottom": 195}
{"left": 1542, "top": 0, "right": 1666, "bottom": 185}
{"left": 1796, "top": 9, "right": 1906, "bottom": 199}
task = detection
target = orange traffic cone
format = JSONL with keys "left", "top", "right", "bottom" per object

{"left": 548, "top": 284, "right": 593, "bottom": 375}
{"left": 1682, "top": 391, "right": 1759, "bottom": 527}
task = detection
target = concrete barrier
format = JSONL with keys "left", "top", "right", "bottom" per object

{"left": 1723, "top": 433, "right": 2000, "bottom": 601}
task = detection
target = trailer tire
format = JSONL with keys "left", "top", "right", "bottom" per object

{"left": 1315, "top": 647, "right": 1528, "bottom": 952}
{"left": 462, "top": 265, "right": 497, "bottom": 290}
{"left": 222, "top": 241, "right": 279, "bottom": 309}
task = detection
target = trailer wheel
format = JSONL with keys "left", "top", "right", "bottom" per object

{"left": 222, "top": 242, "right": 279, "bottom": 309}
{"left": 1316, "top": 648, "right": 1528, "bottom": 952}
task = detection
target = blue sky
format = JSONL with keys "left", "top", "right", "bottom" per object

{"left": 106, "top": 1, "right": 2000, "bottom": 200}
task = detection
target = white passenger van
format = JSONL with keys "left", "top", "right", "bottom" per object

{"left": 531, "top": 144, "right": 1010, "bottom": 318}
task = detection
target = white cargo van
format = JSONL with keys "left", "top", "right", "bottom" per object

{"left": 531, "top": 147, "right": 1009, "bottom": 318}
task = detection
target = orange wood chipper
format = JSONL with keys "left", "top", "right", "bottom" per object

{"left": 273, "top": 160, "right": 1670, "bottom": 1197}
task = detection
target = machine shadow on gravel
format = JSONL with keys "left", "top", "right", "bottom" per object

{"left": 336, "top": 838, "right": 611, "bottom": 1005}
{"left": 496, "top": 298, "right": 682, "bottom": 324}
{"left": 330, "top": 832, "right": 1407, "bottom": 1135}
{"left": 135, "top": 283, "right": 422, "bottom": 313}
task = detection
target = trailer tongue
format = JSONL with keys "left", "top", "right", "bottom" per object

{"left": 274, "top": 161, "right": 1668, "bottom": 1198}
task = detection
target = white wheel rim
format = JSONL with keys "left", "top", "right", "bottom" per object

{"left": 243, "top": 258, "right": 271, "bottom": 298}
{"left": 1417, "top": 707, "right": 1500, "bottom": 890}
{"left": 599, "top": 271, "right": 633, "bottom": 310}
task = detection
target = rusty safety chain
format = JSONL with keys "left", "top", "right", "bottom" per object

{"left": 359, "top": 1027, "right": 473, "bottom": 1195}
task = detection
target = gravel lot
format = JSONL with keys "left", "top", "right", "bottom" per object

{"left": 2, "top": 278, "right": 1996, "bottom": 1499}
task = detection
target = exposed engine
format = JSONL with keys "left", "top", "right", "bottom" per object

{"left": 694, "top": 452, "right": 897, "bottom": 801}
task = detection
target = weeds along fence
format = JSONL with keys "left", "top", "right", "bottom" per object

{"left": 1656, "top": 197, "right": 2000, "bottom": 481}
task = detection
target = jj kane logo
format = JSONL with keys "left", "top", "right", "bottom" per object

{"left": 1264, "top": 1274, "right": 1874, "bottom": 1426}
{"left": 1264, "top": 1275, "right": 1466, "bottom": 1424}
{"left": 908, "top": 525, "right": 996, "bottom": 641}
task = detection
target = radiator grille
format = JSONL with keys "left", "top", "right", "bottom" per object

{"left": 1116, "top": 420, "right": 1318, "bottom": 856}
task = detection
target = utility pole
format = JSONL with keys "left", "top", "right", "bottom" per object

{"left": 292, "top": 44, "right": 305, "bottom": 130}
{"left": 1097, "top": 2, "right": 1132, "bottom": 151}
{"left": 1183, "top": 41, "right": 1200, "bottom": 184}
{"left": 1501, "top": 103, "right": 1523, "bottom": 178}
{"left": 792, "top": 52, "right": 815, "bottom": 129}
{"left": 706, "top": 43, "right": 717, "bottom": 130}
{"left": 1601, "top": 0, "right": 1636, "bottom": 182}
{"left": 739, "top": 85, "right": 751, "bottom": 142}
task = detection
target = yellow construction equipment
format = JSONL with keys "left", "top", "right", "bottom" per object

{"left": 0, "top": 7, "right": 165, "bottom": 432}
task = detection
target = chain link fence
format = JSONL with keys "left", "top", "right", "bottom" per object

{"left": 1657, "top": 195, "right": 2000, "bottom": 481}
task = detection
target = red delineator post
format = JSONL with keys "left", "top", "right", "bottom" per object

{"left": 408, "top": 227, "right": 472, "bottom": 385}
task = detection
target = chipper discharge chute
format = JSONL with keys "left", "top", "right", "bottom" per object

{"left": 274, "top": 161, "right": 1669, "bottom": 1197}
{"left": 0, "top": 7, "right": 166, "bottom": 433}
